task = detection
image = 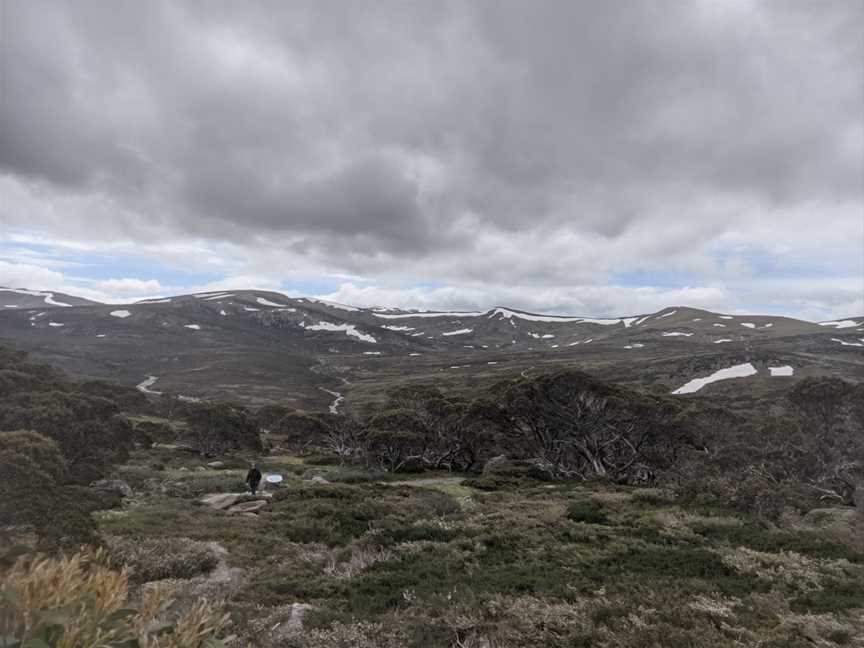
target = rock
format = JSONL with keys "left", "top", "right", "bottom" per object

{"left": 226, "top": 500, "right": 267, "bottom": 515}
{"left": 196, "top": 466, "right": 207, "bottom": 471}
{"left": 302, "top": 468, "right": 329, "bottom": 481}
{"left": 206, "top": 461, "right": 226, "bottom": 469}
{"left": 200, "top": 493, "right": 245, "bottom": 510}
{"left": 90, "top": 479, "right": 133, "bottom": 498}
{"left": 309, "top": 475, "right": 330, "bottom": 484}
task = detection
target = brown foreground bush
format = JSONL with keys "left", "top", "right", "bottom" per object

{"left": 0, "top": 548, "right": 228, "bottom": 647}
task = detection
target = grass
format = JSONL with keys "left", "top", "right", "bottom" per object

{"left": 92, "top": 451, "right": 864, "bottom": 648}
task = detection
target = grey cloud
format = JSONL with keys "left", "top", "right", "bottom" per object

{"left": 0, "top": 0, "right": 860, "bottom": 280}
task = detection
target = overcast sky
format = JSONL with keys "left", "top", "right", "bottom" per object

{"left": 1, "top": 0, "right": 861, "bottom": 319}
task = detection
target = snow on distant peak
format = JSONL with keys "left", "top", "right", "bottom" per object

{"left": 718, "top": 315, "right": 734, "bottom": 320}
{"left": 657, "top": 310, "right": 677, "bottom": 318}
{"left": 312, "top": 299, "right": 360, "bottom": 312}
{"left": 196, "top": 292, "right": 232, "bottom": 299}
{"left": 303, "top": 321, "right": 377, "bottom": 343}
{"left": 819, "top": 320, "right": 859, "bottom": 329}
{"left": 204, "top": 293, "right": 234, "bottom": 301}
{"left": 490, "top": 307, "right": 623, "bottom": 325}
{"left": 110, "top": 310, "right": 131, "bottom": 318}
{"left": 136, "top": 297, "right": 172, "bottom": 304}
{"left": 374, "top": 310, "right": 483, "bottom": 319}
{"left": 442, "top": 328, "right": 474, "bottom": 336}
{"left": 672, "top": 363, "right": 758, "bottom": 395}
{"left": 2, "top": 288, "right": 73, "bottom": 307}
{"left": 257, "top": 297, "right": 293, "bottom": 308}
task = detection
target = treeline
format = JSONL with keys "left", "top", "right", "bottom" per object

{"left": 277, "top": 370, "right": 864, "bottom": 519}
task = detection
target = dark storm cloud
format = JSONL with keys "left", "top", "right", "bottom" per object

{"left": 0, "top": 0, "right": 861, "bottom": 262}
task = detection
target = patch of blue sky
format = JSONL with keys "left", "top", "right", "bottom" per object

{"left": 611, "top": 270, "right": 701, "bottom": 288}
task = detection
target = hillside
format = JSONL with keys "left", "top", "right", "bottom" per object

{"left": 0, "top": 288, "right": 861, "bottom": 411}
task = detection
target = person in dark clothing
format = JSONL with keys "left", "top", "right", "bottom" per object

{"left": 246, "top": 463, "right": 262, "bottom": 495}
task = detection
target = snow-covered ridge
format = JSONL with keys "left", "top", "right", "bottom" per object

{"left": 373, "top": 310, "right": 484, "bottom": 319}
{"left": 489, "top": 307, "right": 626, "bottom": 325}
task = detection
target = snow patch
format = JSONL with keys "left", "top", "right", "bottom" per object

{"left": 769, "top": 366, "right": 794, "bottom": 377}
{"left": 303, "top": 321, "right": 377, "bottom": 343}
{"left": 243, "top": 307, "right": 260, "bottom": 312}
{"left": 363, "top": 351, "right": 382, "bottom": 355}
{"left": 672, "top": 363, "right": 758, "bottom": 395}
{"left": 831, "top": 338, "right": 864, "bottom": 347}
{"left": 48, "top": 322, "right": 64, "bottom": 327}
{"left": 713, "top": 339, "right": 733, "bottom": 344}
{"left": 257, "top": 297, "right": 291, "bottom": 308}
{"left": 623, "top": 343, "right": 644, "bottom": 349}
{"left": 740, "top": 323, "right": 756, "bottom": 329}
{"left": 110, "top": 310, "right": 131, "bottom": 318}
{"left": 312, "top": 299, "right": 360, "bottom": 312}
{"left": 713, "top": 323, "right": 727, "bottom": 328}
{"left": 662, "top": 331, "right": 693, "bottom": 337}
{"left": 442, "top": 328, "right": 474, "bottom": 336}
{"left": 137, "top": 298, "right": 172, "bottom": 304}
{"left": 2, "top": 288, "right": 72, "bottom": 307}
{"left": 658, "top": 310, "right": 677, "bottom": 318}
{"left": 718, "top": 316, "right": 734, "bottom": 320}
{"left": 383, "top": 325, "right": 415, "bottom": 331}
{"left": 819, "top": 320, "right": 859, "bottom": 329}
{"left": 184, "top": 324, "right": 201, "bottom": 330}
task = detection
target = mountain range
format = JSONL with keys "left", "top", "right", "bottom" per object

{"left": 1, "top": 286, "right": 862, "bottom": 411}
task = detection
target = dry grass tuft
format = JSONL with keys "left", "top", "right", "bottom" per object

{"left": 0, "top": 548, "right": 229, "bottom": 648}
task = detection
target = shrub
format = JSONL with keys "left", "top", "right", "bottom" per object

{"left": 566, "top": 500, "right": 609, "bottom": 524}
{"left": 105, "top": 536, "right": 221, "bottom": 582}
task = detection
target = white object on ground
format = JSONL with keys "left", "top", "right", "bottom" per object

{"left": 266, "top": 474, "right": 283, "bottom": 484}
{"left": 769, "top": 366, "right": 794, "bottom": 377}
{"left": 672, "top": 363, "right": 758, "bottom": 395}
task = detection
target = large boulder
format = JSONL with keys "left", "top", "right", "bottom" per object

{"left": 227, "top": 500, "right": 267, "bottom": 515}
{"left": 206, "top": 461, "right": 226, "bottom": 469}
{"left": 200, "top": 493, "right": 246, "bottom": 510}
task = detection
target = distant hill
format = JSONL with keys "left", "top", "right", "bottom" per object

{"left": 0, "top": 287, "right": 861, "bottom": 410}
